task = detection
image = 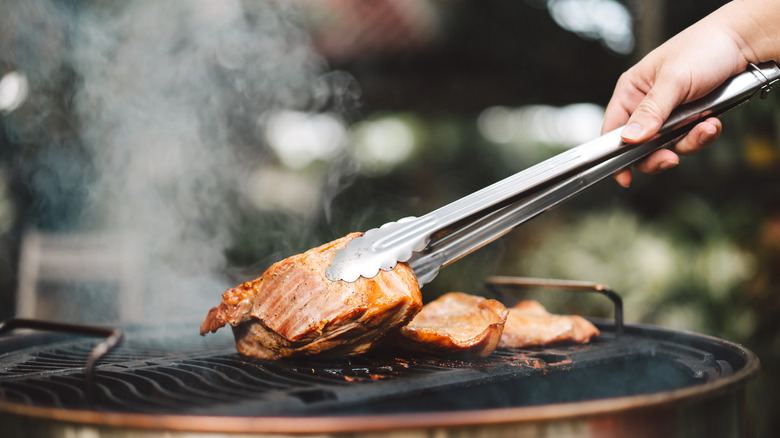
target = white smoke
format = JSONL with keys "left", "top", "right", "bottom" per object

{"left": 73, "top": 1, "right": 333, "bottom": 321}
{"left": 3, "top": 1, "right": 344, "bottom": 322}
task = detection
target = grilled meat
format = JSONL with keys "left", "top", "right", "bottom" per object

{"left": 200, "top": 233, "right": 423, "bottom": 360}
{"left": 498, "top": 300, "right": 600, "bottom": 348}
{"left": 393, "top": 292, "right": 509, "bottom": 359}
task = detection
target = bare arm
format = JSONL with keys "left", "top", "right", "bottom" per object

{"left": 602, "top": 0, "right": 780, "bottom": 187}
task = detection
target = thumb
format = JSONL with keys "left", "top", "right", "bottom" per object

{"left": 620, "top": 83, "right": 683, "bottom": 144}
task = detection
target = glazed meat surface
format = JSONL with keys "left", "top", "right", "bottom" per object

{"left": 393, "top": 292, "right": 509, "bottom": 359}
{"left": 497, "top": 300, "right": 600, "bottom": 348}
{"left": 200, "top": 233, "right": 423, "bottom": 360}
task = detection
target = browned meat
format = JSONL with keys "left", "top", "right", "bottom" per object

{"left": 392, "top": 292, "right": 509, "bottom": 359}
{"left": 497, "top": 300, "right": 600, "bottom": 348}
{"left": 200, "top": 233, "right": 423, "bottom": 360}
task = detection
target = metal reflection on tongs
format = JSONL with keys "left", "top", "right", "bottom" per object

{"left": 326, "top": 62, "right": 780, "bottom": 286}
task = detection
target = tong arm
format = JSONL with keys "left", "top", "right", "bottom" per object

{"left": 327, "top": 62, "right": 780, "bottom": 285}
{"left": 409, "top": 131, "right": 680, "bottom": 284}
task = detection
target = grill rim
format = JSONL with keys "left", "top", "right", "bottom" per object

{"left": 0, "top": 321, "right": 759, "bottom": 434}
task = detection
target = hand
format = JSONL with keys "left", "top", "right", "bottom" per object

{"left": 600, "top": 0, "right": 778, "bottom": 187}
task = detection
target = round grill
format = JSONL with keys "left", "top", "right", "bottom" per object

{"left": 0, "top": 322, "right": 756, "bottom": 418}
{"left": 0, "top": 279, "right": 759, "bottom": 437}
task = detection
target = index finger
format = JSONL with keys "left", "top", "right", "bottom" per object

{"left": 601, "top": 73, "right": 652, "bottom": 135}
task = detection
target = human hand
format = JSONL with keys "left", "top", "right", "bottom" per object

{"left": 602, "top": 3, "right": 754, "bottom": 187}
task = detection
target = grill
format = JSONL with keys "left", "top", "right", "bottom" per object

{"left": 0, "top": 278, "right": 759, "bottom": 437}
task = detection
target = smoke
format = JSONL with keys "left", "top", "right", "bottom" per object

{"left": 3, "top": 1, "right": 342, "bottom": 322}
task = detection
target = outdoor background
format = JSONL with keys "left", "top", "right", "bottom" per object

{"left": 1, "top": 0, "right": 778, "bottom": 436}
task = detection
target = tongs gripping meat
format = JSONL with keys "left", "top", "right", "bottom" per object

{"left": 326, "top": 62, "right": 780, "bottom": 286}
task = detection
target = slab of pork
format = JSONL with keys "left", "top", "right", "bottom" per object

{"left": 393, "top": 292, "right": 509, "bottom": 359}
{"left": 497, "top": 300, "right": 600, "bottom": 348}
{"left": 200, "top": 233, "right": 423, "bottom": 360}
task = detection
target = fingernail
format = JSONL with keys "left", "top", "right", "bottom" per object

{"left": 621, "top": 123, "right": 644, "bottom": 142}
{"left": 659, "top": 160, "right": 678, "bottom": 171}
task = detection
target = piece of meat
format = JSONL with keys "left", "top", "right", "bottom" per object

{"left": 392, "top": 292, "right": 509, "bottom": 359}
{"left": 200, "top": 233, "right": 423, "bottom": 360}
{"left": 497, "top": 300, "right": 600, "bottom": 348}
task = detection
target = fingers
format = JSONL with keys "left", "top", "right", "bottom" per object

{"left": 637, "top": 118, "right": 721, "bottom": 170}
{"left": 634, "top": 149, "right": 680, "bottom": 174}
{"left": 613, "top": 169, "right": 633, "bottom": 188}
{"left": 673, "top": 117, "right": 721, "bottom": 155}
{"left": 620, "top": 72, "right": 690, "bottom": 144}
{"left": 611, "top": 118, "right": 722, "bottom": 187}
{"left": 612, "top": 150, "right": 679, "bottom": 188}
{"left": 602, "top": 71, "right": 653, "bottom": 135}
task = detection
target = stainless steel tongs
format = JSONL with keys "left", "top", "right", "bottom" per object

{"left": 326, "top": 61, "right": 780, "bottom": 286}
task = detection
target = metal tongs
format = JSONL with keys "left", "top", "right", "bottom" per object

{"left": 327, "top": 62, "right": 780, "bottom": 286}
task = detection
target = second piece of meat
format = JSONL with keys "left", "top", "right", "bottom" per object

{"left": 393, "top": 292, "right": 509, "bottom": 359}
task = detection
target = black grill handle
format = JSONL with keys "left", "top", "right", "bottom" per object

{"left": 485, "top": 276, "right": 624, "bottom": 335}
{"left": 0, "top": 318, "right": 124, "bottom": 396}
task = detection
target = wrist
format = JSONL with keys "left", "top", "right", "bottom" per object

{"left": 718, "top": 0, "right": 780, "bottom": 63}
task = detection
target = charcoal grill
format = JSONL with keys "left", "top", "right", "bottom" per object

{"left": 0, "top": 278, "right": 758, "bottom": 438}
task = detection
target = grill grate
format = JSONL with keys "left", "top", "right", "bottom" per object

{"left": 0, "top": 322, "right": 735, "bottom": 417}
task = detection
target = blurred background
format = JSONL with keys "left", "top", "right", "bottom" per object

{"left": 0, "top": 0, "right": 778, "bottom": 435}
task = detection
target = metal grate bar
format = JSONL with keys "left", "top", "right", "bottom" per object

{"left": 182, "top": 358, "right": 301, "bottom": 390}
{"left": 89, "top": 373, "right": 203, "bottom": 412}
{"left": 1, "top": 380, "right": 66, "bottom": 408}
{"left": 159, "top": 363, "right": 284, "bottom": 396}
{"left": 132, "top": 368, "right": 250, "bottom": 402}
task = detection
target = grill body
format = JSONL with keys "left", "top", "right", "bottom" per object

{"left": 0, "top": 321, "right": 758, "bottom": 437}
